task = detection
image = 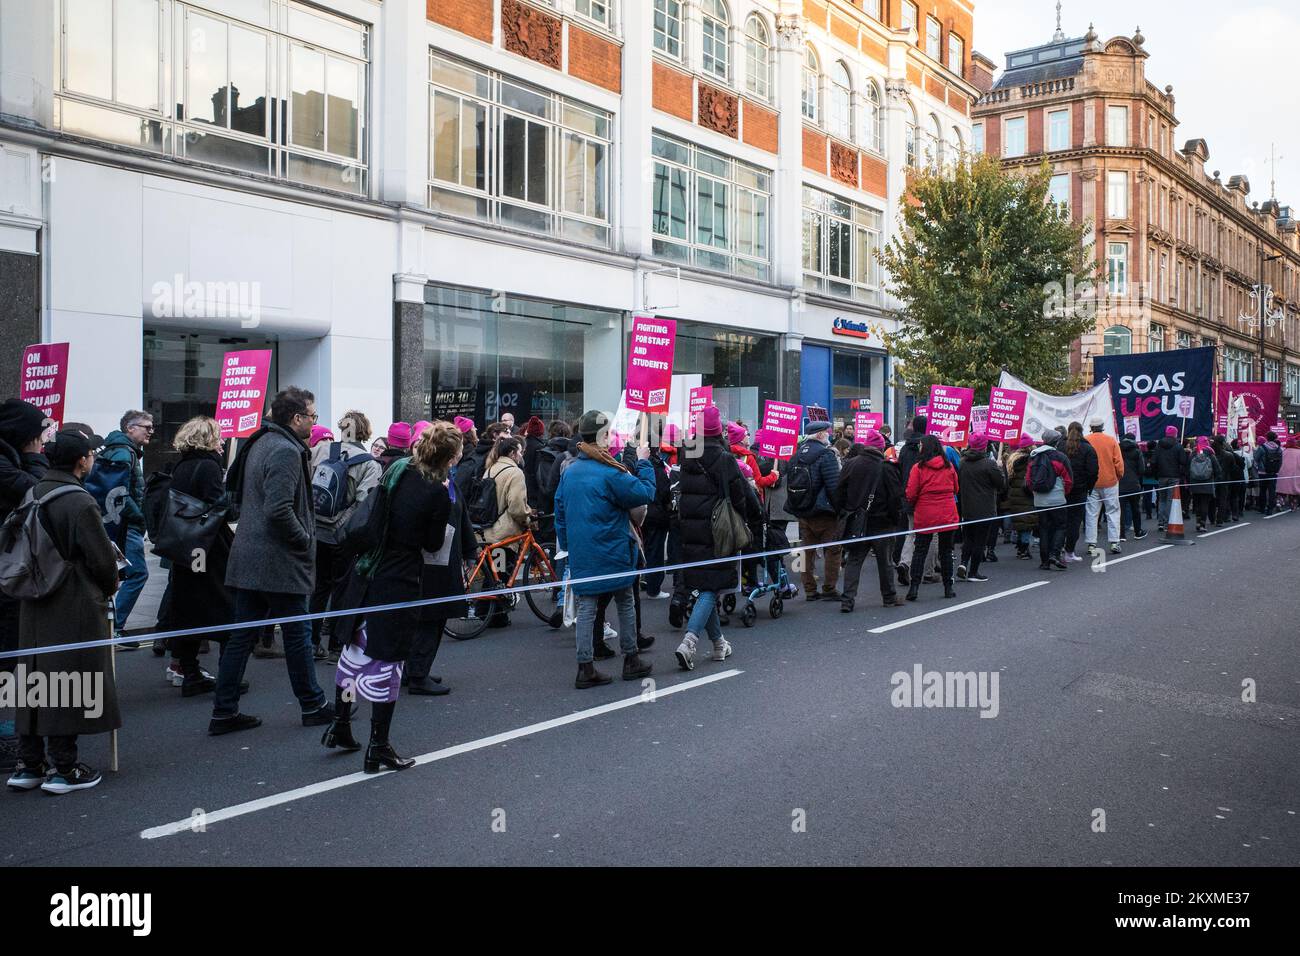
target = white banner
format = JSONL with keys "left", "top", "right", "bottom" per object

{"left": 996, "top": 371, "right": 1117, "bottom": 442}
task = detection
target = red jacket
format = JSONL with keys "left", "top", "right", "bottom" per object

{"left": 731, "top": 443, "right": 778, "bottom": 501}
{"left": 905, "top": 455, "right": 960, "bottom": 532}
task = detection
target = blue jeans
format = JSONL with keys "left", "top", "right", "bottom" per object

{"left": 574, "top": 588, "right": 637, "bottom": 664}
{"left": 213, "top": 589, "right": 325, "bottom": 719}
{"left": 685, "top": 590, "right": 723, "bottom": 643}
{"left": 113, "top": 527, "right": 149, "bottom": 632}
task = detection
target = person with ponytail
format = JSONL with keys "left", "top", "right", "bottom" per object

{"left": 321, "top": 424, "right": 457, "bottom": 772}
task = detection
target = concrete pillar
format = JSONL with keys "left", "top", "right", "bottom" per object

{"left": 375, "top": 0, "right": 430, "bottom": 206}
{"left": 619, "top": 0, "right": 654, "bottom": 259}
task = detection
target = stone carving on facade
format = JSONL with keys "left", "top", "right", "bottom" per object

{"left": 830, "top": 142, "right": 858, "bottom": 187}
{"left": 698, "top": 84, "right": 739, "bottom": 138}
{"left": 885, "top": 79, "right": 910, "bottom": 103}
{"left": 775, "top": 14, "right": 804, "bottom": 52}
{"left": 502, "top": 0, "right": 562, "bottom": 70}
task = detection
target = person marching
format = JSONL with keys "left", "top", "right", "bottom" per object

{"left": 831, "top": 432, "right": 906, "bottom": 612}
{"left": 904, "top": 434, "right": 960, "bottom": 600}
{"left": 956, "top": 433, "right": 1007, "bottom": 583}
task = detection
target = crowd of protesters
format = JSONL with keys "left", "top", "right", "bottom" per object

{"left": 2, "top": 386, "right": 1295, "bottom": 794}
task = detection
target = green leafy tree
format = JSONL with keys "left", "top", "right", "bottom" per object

{"left": 878, "top": 155, "right": 1097, "bottom": 403}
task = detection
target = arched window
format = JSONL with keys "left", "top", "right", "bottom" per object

{"left": 802, "top": 46, "right": 820, "bottom": 122}
{"left": 744, "top": 15, "right": 771, "bottom": 100}
{"left": 928, "top": 114, "right": 943, "bottom": 167}
{"left": 949, "top": 126, "right": 963, "bottom": 167}
{"left": 905, "top": 103, "right": 918, "bottom": 167}
{"left": 1103, "top": 326, "right": 1133, "bottom": 355}
{"left": 829, "top": 62, "right": 852, "bottom": 140}
{"left": 865, "top": 81, "right": 883, "bottom": 153}
{"left": 653, "top": 0, "right": 683, "bottom": 60}
{"left": 701, "top": 0, "right": 730, "bottom": 81}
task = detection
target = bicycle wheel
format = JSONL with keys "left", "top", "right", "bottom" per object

{"left": 443, "top": 560, "right": 494, "bottom": 641}
{"left": 523, "top": 544, "right": 564, "bottom": 628}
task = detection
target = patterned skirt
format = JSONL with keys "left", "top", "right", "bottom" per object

{"left": 334, "top": 621, "right": 403, "bottom": 704}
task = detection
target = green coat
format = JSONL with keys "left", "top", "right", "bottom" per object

{"left": 15, "top": 469, "right": 123, "bottom": 738}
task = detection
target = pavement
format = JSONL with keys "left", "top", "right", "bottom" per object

{"left": 3, "top": 510, "right": 1299, "bottom": 866}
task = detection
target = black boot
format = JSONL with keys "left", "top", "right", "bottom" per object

{"left": 364, "top": 701, "right": 415, "bottom": 773}
{"left": 575, "top": 661, "right": 612, "bottom": 689}
{"left": 906, "top": 583, "right": 920, "bottom": 602}
{"left": 944, "top": 582, "right": 957, "bottom": 599}
{"left": 322, "top": 686, "right": 361, "bottom": 752}
{"left": 622, "top": 652, "right": 653, "bottom": 681}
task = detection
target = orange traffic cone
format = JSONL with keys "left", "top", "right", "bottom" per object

{"left": 1162, "top": 483, "right": 1195, "bottom": 545}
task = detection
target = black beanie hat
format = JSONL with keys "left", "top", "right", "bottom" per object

{"left": 577, "top": 409, "right": 609, "bottom": 443}
{"left": 0, "top": 399, "right": 48, "bottom": 447}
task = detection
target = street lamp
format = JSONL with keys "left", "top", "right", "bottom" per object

{"left": 1237, "top": 248, "right": 1284, "bottom": 375}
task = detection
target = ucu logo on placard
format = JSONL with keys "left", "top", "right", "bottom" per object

{"left": 1117, "top": 373, "right": 1186, "bottom": 418}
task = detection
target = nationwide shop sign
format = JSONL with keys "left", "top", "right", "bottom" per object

{"left": 1215, "top": 382, "right": 1280, "bottom": 437}
{"left": 926, "top": 385, "right": 975, "bottom": 446}
{"left": 625, "top": 315, "right": 676, "bottom": 413}
{"left": 216, "top": 349, "right": 273, "bottom": 438}
{"left": 984, "top": 388, "right": 1028, "bottom": 443}
{"left": 19, "top": 342, "right": 70, "bottom": 434}
{"left": 758, "top": 400, "right": 802, "bottom": 459}
{"left": 854, "top": 411, "right": 884, "bottom": 437}
{"left": 1094, "top": 347, "right": 1214, "bottom": 440}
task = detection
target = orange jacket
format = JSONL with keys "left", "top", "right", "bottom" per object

{"left": 1085, "top": 432, "right": 1125, "bottom": 489}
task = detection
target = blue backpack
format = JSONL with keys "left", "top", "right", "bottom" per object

{"left": 311, "top": 443, "right": 370, "bottom": 519}
{"left": 84, "top": 453, "right": 135, "bottom": 546}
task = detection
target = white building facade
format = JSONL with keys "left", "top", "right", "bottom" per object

{"left": 0, "top": 0, "right": 976, "bottom": 464}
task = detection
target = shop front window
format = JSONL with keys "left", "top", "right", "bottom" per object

{"left": 640, "top": 319, "right": 779, "bottom": 427}
{"left": 424, "top": 285, "right": 614, "bottom": 425}
{"left": 141, "top": 328, "right": 278, "bottom": 474}
{"left": 831, "top": 350, "right": 883, "bottom": 422}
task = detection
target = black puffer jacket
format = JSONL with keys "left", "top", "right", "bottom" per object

{"left": 678, "top": 436, "right": 755, "bottom": 593}
{"left": 621, "top": 444, "right": 672, "bottom": 528}
{"left": 1119, "top": 438, "right": 1145, "bottom": 494}
{"left": 896, "top": 433, "right": 923, "bottom": 506}
{"left": 957, "top": 448, "right": 1008, "bottom": 520}
{"left": 0, "top": 438, "right": 49, "bottom": 522}
{"left": 452, "top": 435, "right": 494, "bottom": 504}
{"left": 829, "top": 447, "right": 902, "bottom": 533}
{"left": 1057, "top": 435, "right": 1098, "bottom": 500}
{"left": 1151, "top": 436, "right": 1189, "bottom": 481}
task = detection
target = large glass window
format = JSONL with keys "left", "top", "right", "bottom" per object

{"left": 1004, "top": 116, "right": 1026, "bottom": 157}
{"left": 1107, "top": 242, "right": 1128, "bottom": 295}
{"left": 1224, "top": 347, "right": 1253, "bottom": 381}
{"left": 802, "top": 46, "right": 820, "bottom": 122}
{"left": 1286, "top": 364, "right": 1300, "bottom": 404}
{"left": 1048, "top": 109, "right": 1069, "bottom": 151}
{"left": 802, "top": 185, "right": 884, "bottom": 305}
{"left": 661, "top": 320, "right": 780, "bottom": 427}
{"left": 430, "top": 52, "right": 611, "bottom": 246}
{"left": 744, "top": 15, "right": 771, "bottom": 100}
{"left": 829, "top": 63, "right": 852, "bottom": 141}
{"left": 54, "top": 0, "right": 368, "bottom": 193}
{"left": 653, "top": 0, "right": 683, "bottom": 60}
{"left": 925, "top": 17, "right": 941, "bottom": 61}
{"left": 865, "top": 82, "right": 883, "bottom": 153}
{"left": 1103, "top": 326, "right": 1132, "bottom": 355}
{"left": 947, "top": 33, "right": 964, "bottom": 76}
{"left": 425, "top": 285, "right": 607, "bottom": 425}
{"left": 1049, "top": 173, "right": 1070, "bottom": 215}
{"left": 651, "top": 132, "right": 771, "bottom": 280}
{"left": 1107, "top": 104, "right": 1129, "bottom": 147}
{"left": 701, "top": 0, "right": 730, "bottom": 81}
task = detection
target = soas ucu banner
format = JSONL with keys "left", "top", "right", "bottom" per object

{"left": 1093, "top": 347, "right": 1216, "bottom": 441}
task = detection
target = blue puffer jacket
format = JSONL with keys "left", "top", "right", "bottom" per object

{"left": 555, "top": 449, "right": 656, "bottom": 595}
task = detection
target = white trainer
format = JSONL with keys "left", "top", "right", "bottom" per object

{"left": 711, "top": 636, "right": 733, "bottom": 662}
{"left": 675, "top": 632, "right": 698, "bottom": 671}
{"left": 603, "top": 623, "right": 618, "bottom": 641}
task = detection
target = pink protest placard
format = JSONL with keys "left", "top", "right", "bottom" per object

{"left": 759, "top": 400, "right": 802, "bottom": 459}
{"left": 1122, "top": 416, "right": 1141, "bottom": 439}
{"left": 688, "top": 385, "right": 713, "bottom": 419}
{"left": 926, "top": 385, "right": 975, "bottom": 446}
{"left": 985, "top": 387, "right": 1028, "bottom": 443}
{"left": 216, "top": 349, "right": 273, "bottom": 438}
{"left": 20, "top": 342, "right": 70, "bottom": 434}
{"left": 625, "top": 316, "right": 676, "bottom": 413}
{"left": 854, "top": 411, "right": 884, "bottom": 437}
{"left": 970, "top": 405, "right": 989, "bottom": 436}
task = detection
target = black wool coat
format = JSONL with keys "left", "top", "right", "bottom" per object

{"left": 165, "top": 450, "right": 234, "bottom": 634}
{"left": 677, "top": 436, "right": 753, "bottom": 593}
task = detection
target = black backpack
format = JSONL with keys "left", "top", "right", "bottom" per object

{"left": 467, "top": 470, "right": 501, "bottom": 529}
{"left": 1030, "top": 451, "right": 1058, "bottom": 494}
{"left": 1263, "top": 443, "right": 1283, "bottom": 475}
{"left": 784, "top": 448, "right": 820, "bottom": 516}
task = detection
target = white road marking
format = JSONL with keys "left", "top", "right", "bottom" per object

{"left": 1092, "top": 545, "right": 1173, "bottom": 566}
{"left": 1263, "top": 509, "right": 1295, "bottom": 520}
{"left": 1198, "top": 522, "right": 1251, "bottom": 537}
{"left": 141, "top": 669, "right": 742, "bottom": 839}
{"left": 868, "top": 581, "right": 1051, "bottom": 634}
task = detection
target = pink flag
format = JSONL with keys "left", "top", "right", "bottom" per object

{"left": 19, "top": 342, "right": 70, "bottom": 434}
{"left": 625, "top": 316, "right": 676, "bottom": 413}
{"left": 985, "top": 387, "right": 1028, "bottom": 443}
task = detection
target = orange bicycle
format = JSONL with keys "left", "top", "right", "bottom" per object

{"left": 444, "top": 515, "right": 563, "bottom": 640}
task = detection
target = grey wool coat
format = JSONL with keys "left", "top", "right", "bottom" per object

{"left": 16, "top": 469, "right": 123, "bottom": 738}
{"left": 226, "top": 422, "right": 316, "bottom": 595}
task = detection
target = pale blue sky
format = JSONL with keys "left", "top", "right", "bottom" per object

{"left": 974, "top": 0, "right": 1298, "bottom": 213}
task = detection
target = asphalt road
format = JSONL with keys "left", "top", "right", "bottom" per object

{"left": 3, "top": 510, "right": 1298, "bottom": 866}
